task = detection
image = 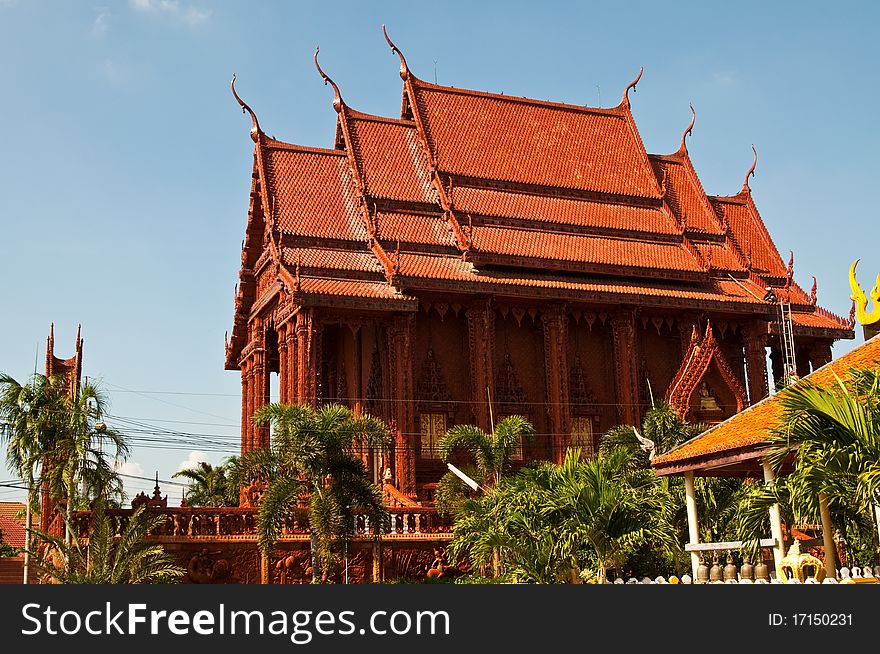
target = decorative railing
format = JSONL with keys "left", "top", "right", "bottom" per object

{"left": 67, "top": 506, "right": 453, "bottom": 542}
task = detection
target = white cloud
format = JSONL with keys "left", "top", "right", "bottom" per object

{"left": 92, "top": 11, "right": 112, "bottom": 37}
{"left": 115, "top": 460, "right": 145, "bottom": 478}
{"left": 176, "top": 450, "right": 211, "bottom": 473}
{"left": 130, "top": 0, "right": 211, "bottom": 25}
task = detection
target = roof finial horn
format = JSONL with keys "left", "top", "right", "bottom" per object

{"left": 621, "top": 67, "right": 643, "bottom": 106}
{"left": 230, "top": 73, "right": 262, "bottom": 142}
{"left": 742, "top": 144, "right": 757, "bottom": 192}
{"left": 679, "top": 103, "right": 696, "bottom": 152}
{"left": 382, "top": 25, "right": 410, "bottom": 80}
{"left": 314, "top": 47, "right": 344, "bottom": 113}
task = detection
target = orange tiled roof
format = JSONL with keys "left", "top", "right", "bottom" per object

{"left": 262, "top": 140, "right": 367, "bottom": 241}
{"left": 0, "top": 503, "right": 25, "bottom": 521}
{"left": 709, "top": 194, "right": 787, "bottom": 277}
{"left": 281, "top": 246, "right": 383, "bottom": 275}
{"left": 0, "top": 515, "right": 25, "bottom": 549}
{"left": 653, "top": 334, "right": 880, "bottom": 470}
{"left": 345, "top": 110, "right": 435, "bottom": 204}
{"left": 788, "top": 310, "right": 850, "bottom": 330}
{"left": 409, "top": 77, "right": 661, "bottom": 198}
{"left": 396, "top": 253, "right": 771, "bottom": 306}
{"left": 651, "top": 154, "right": 725, "bottom": 236}
{"left": 471, "top": 225, "right": 705, "bottom": 274}
{"left": 695, "top": 242, "right": 747, "bottom": 273}
{"left": 451, "top": 186, "right": 680, "bottom": 236}
{"left": 375, "top": 211, "right": 456, "bottom": 247}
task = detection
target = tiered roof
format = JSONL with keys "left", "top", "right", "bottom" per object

{"left": 224, "top": 35, "right": 853, "bottom": 368}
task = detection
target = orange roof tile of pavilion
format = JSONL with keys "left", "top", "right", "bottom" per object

{"left": 224, "top": 44, "right": 854, "bottom": 368}
{"left": 653, "top": 334, "right": 880, "bottom": 475}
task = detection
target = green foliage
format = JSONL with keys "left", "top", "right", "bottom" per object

{"left": 173, "top": 456, "right": 242, "bottom": 507}
{"left": 240, "top": 403, "right": 391, "bottom": 581}
{"left": 450, "top": 447, "right": 678, "bottom": 583}
{"left": 28, "top": 501, "right": 184, "bottom": 584}
{"left": 0, "top": 528, "right": 18, "bottom": 557}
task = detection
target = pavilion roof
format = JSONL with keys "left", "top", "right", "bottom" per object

{"left": 652, "top": 334, "right": 880, "bottom": 475}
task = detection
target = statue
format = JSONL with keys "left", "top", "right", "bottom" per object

{"left": 698, "top": 381, "right": 720, "bottom": 412}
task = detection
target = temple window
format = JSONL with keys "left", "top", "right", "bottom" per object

{"left": 419, "top": 413, "right": 447, "bottom": 459}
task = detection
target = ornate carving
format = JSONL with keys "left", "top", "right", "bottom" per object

{"left": 365, "top": 344, "right": 383, "bottom": 417}
{"left": 542, "top": 305, "right": 570, "bottom": 463}
{"left": 570, "top": 355, "right": 600, "bottom": 415}
{"left": 743, "top": 323, "right": 769, "bottom": 403}
{"left": 610, "top": 311, "right": 639, "bottom": 425}
{"left": 132, "top": 474, "right": 167, "bottom": 509}
{"left": 496, "top": 351, "right": 527, "bottom": 407}
{"left": 186, "top": 548, "right": 235, "bottom": 584}
{"left": 466, "top": 300, "right": 495, "bottom": 429}
{"left": 415, "top": 348, "right": 451, "bottom": 403}
{"left": 666, "top": 322, "right": 748, "bottom": 420}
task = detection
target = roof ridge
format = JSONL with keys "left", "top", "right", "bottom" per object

{"left": 262, "top": 137, "right": 345, "bottom": 156}
{"left": 410, "top": 76, "right": 627, "bottom": 118}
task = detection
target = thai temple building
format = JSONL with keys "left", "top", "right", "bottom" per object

{"left": 224, "top": 29, "right": 853, "bottom": 505}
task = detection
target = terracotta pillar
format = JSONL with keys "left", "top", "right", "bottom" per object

{"left": 252, "top": 320, "right": 270, "bottom": 450}
{"left": 244, "top": 360, "right": 254, "bottom": 453}
{"left": 240, "top": 360, "right": 250, "bottom": 456}
{"left": 285, "top": 323, "right": 297, "bottom": 405}
{"left": 610, "top": 310, "right": 639, "bottom": 425}
{"left": 542, "top": 304, "right": 570, "bottom": 464}
{"left": 295, "top": 309, "right": 316, "bottom": 406}
{"left": 743, "top": 324, "right": 769, "bottom": 405}
{"left": 808, "top": 341, "right": 833, "bottom": 372}
{"left": 466, "top": 300, "right": 496, "bottom": 431}
{"left": 278, "top": 323, "right": 288, "bottom": 404}
{"left": 769, "top": 346, "right": 784, "bottom": 391}
{"left": 388, "top": 314, "right": 416, "bottom": 498}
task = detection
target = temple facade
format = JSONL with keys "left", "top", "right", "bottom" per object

{"left": 225, "top": 32, "right": 853, "bottom": 502}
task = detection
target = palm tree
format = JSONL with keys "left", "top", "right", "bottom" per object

{"left": 1, "top": 373, "right": 128, "bottom": 549}
{"left": 449, "top": 447, "right": 677, "bottom": 583}
{"left": 600, "top": 400, "right": 702, "bottom": 465}
{"left": 737, "top": 368, "right": 880, "bottom": 565}
{"left": 28, "top": 500, "right": 184, "bottom": 584}
{"left": 436, "top": 416, "right": 535, "bottom": 507}
{"left": 1, "top": 373, "right": 68, "bottom": 578}
{"left": 173, "top": 457, "right": 241, "bottom": 507}
{"left": 239, "top": 403, "right": 391, "bottom": 583}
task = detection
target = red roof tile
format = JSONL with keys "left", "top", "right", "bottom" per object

{"left": 374, "top": 211, "right": 456, "bottom": 247}
{"left": 651, "top": 155, "right": 725, "bottom": 235}
{"left": 0, "top": 515, "right": 25, "bottom": 549}
{"left": 262, "top": 140, "right": 367, "bottom": 241}
{"left": 695, "top": 242, "right": 747, "bottom": 272}
{"left": 471, "top": 225, "right": 705, "bottom": 273}
{"left": 397, "top": 253, "right": 767, "bottom": 306}
{"left": 653, "top": 334, "right": 880, "bottom": 469}
{"left": 345, "top": 110, "right": 435, "bottom": 204}
{"left": 409, "top": 78, "right": 661, "bottom": 198}
{"left": 451, "top": 186, "right": 680, "bottom": 235}
{"left": 297, "top": 276, "right": 412, "bottom": 301}
{"left": 787, "top": 310, "right": 850, "bottom": 330}
{"left": 0, "top": 503, "right": 25, "bottom": 521}
{"left": 281, "top": 246, "right": 383, "bottom": 274}
{"left": 709, "top": 194, "right": 787, "bottom": 277}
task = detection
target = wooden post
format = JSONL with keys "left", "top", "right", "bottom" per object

{"left": 743, "top": 325, "right": 769, "bottom": 404}
{"left": 466, "top": 300, "right": 495, "bottom": 431}
{"left": 610, "top": 311, "right": 639, "bottom": 425}
{"left": 762, "top": 460, "right": 785, "bottom": 574}
{"left": 684, "top": 471, "right": 701, "bottom": 579}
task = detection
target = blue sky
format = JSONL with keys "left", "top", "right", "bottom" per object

{"left": 1, "top": 1, "right": 877, "bottom": 502}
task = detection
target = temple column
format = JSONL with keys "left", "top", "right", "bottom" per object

{"left": 285, "top": 321, "right": 297, "bottom": 405}
{"left": 278, "top": 323, "right": 289, "bottom": 404}
{"left": 542, "top": 304, "right": 570, "bottom": 464}
{"left": 808, "top": 341, "right": 833, "bottom": 372}
{"left": 610, "top": 310, "right": 639, "bottom": 425}
{"left": 466, "top": 299, "right": 496, "bottom": 431}
{"left": 240, "top": 360, "right": 250, "bottom": 456}
{"left": 388, "top": 314, "right": 416, "bottom": 497}
{"left": 769, "top": 346, "right": 784, "bottom": 391}
{"left": 295, "top": 309, "right": 317, "bottom": 406}
{"left": 252, "top": 319, "right": 270, "bottom": 450}
{"left": 245, "top": 359, "right": 255, "bottom": 453}
{"left": 743, "top": 324, "right": 769, "bottom": 405}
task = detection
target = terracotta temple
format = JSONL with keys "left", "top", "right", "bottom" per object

{"left": 225, "top": 29, "right": 853, "bottom": 503}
